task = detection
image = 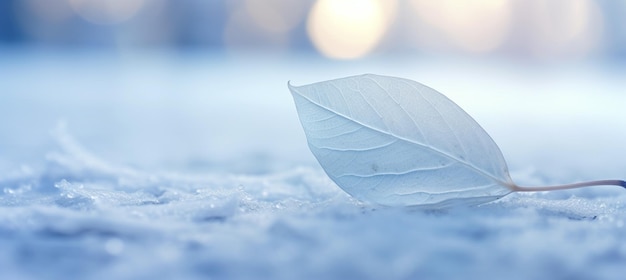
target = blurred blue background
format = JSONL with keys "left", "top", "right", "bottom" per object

{"left": 1, "top": 0, "right": 626, "bottom": 60}
{"left": 1, "top": 0, "right": 625, "bottom": 180}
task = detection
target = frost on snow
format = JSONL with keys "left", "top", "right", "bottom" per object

{"left": 1, "top": 126, "right": 626, "bottom": 280}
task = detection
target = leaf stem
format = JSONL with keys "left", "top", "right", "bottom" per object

{"left": 510, "top": 180, "right": 626, "bottom": 192}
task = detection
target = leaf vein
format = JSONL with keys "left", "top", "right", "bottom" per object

{"left": 336, "top": 162, "right": 455, "bottom": 178}
{"left": 294, "top": 88, "right": 505, "bottom": 185}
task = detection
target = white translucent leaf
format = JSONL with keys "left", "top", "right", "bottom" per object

{"left": 290, "top": 74, "right": 626, "bottom": 208}
{"left": 289, "top": 74, "right": 516, "bottom": 207}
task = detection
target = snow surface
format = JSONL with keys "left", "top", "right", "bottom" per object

{"left": 1, "top": 50, "right": 626, "bottom": 279}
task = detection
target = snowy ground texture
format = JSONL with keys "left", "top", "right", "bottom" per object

{"left": 1, "top": 51, "right": 626, "bottom": 279}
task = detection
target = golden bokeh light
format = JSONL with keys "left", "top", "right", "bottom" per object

{"left": 409, "top": 0, "right": 513, "bottom": 53}
{"left": 307, "top": 0, "right": 397, "bottom": 59}
{"left": 68, "top": 0, "right": 146, "bottom": 25}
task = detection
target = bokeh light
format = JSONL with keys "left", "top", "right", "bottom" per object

{"left": 1, "top": 0, "right": 623, "bottom": 61}
{"left": 307, "top": 0, "right": 397, "bottom": 59}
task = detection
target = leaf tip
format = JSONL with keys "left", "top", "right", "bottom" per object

{"left": 287, "top": 80, "right": 299, "bottom": 94}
